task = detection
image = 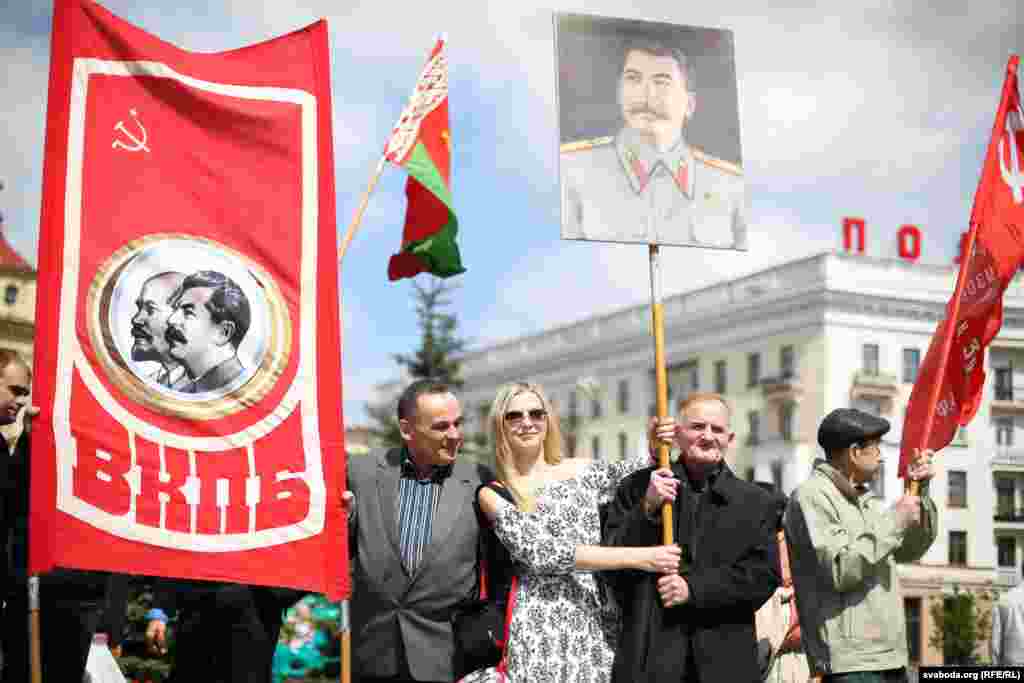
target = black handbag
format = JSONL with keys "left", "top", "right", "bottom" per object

{"left": 452, "top": 484, "right": 517, "bottom": 677}
{"left": 452, "top": 519, "right": 504, "bottom": 674}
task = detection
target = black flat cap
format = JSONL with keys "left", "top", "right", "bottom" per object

{"left": 817, "top": 408, "right": 890, "bottom": 452}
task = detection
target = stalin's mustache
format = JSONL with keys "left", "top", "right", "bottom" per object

{"left": 627, "top": 104, "right": 669, "bottom": 120}
{"left": 131, "top": 325, "right": 152, "bottom": 342}
{"left": 165, "top": 326, "right": 188, "bottom": 345}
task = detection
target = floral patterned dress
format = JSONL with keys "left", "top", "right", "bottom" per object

{"left": 460, "top": 453, "right": 650, "bottom": 683}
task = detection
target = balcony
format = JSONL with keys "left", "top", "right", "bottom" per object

{"left": 997, "top": 567, "right": 1021, "bottom": 587}
{"left": 850, "top": 371, "right": 899, "bottom": 412}
{"left": 748, "top": 437, "right": 801, "bottom": 468}
{"left": 992, "top": 447, "right": 1024, "bottom": 467}
{"left": 994, "top": 505, "right": 1024, "bottom": 523}
{"left": 761, "top": 373, "right": 803, "bottom": 402}
{"left": 992, "top": 386, "right": 1024, "bottom": 414}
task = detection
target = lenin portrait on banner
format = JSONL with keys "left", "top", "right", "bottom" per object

{"left": 556, "top": 14, "right": 747, "bottom": 249}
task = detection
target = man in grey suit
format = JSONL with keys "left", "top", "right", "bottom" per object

{"left": 348, "top": 379, "right": 492, "bottom": 682}
{"left": 561, "top": 37, "right": 746, "bottom": 249}
{"left": 992, "top": 562, "right": 1024, "bottom": 665}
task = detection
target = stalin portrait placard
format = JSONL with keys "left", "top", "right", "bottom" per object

{"left": 555, "top": 13, "right": 747, "bottom": 250}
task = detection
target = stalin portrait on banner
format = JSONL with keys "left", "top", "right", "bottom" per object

{"left": 560, "top": 33, "right": 746, "bottom": 249}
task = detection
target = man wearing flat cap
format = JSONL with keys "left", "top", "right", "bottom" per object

{"left": 784, "top": 409, "right": 937, "bottom": 683}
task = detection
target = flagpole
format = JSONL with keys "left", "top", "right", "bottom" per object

{"left": 908, "top": 229, "right": 978, "bottom": 497}
{"left": 29, "top": 575, "right": 41, "bottom": 683}
{"left": 909, "top": 55, "right": 1019, "bottom": 495}
{"left": 338, "top": 156, "right": 387, "bottom": 265}
{"left": 649, "top": 245, "right": 674, "bottom": 544}
{"left": 339, "top": 599, "right": 351, "bottom": 683}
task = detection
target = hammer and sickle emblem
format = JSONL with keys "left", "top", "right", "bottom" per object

{"left": 112, "top": 109, "right": 150, "bottom": 153}
{"left": 999, "top": 103, "right": 1024, "bottom": 204}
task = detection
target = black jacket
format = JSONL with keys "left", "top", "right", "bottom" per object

{"left": 0, "top": 430, "right": 128, "bottom": 642}
{"left": 603, "top": 462, "right": 779, "bottom": 683}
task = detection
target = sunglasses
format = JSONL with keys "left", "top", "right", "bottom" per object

{"left": 504, "top": 409, "right": 548, "bottom": 424}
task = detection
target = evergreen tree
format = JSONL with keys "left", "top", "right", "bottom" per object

{"left": 929, "top": 585, "right": 994, "bottom": 665}
{"left": 365, "top": 278, "right": 468, "bottom": 449}
{"left": 393, "top": 278, "right": 466, "bottom": 386}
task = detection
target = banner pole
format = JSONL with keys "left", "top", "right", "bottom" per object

{"left": 29, "top": 575, "right": 41, "bottom": 683}
{"left": 907, "top": 224, "right": 978, "bottom": 497}
{"left": 338, "top": 156, "right": 387, "bottom": 265}
{"left": 339, "top": 599, "right": 351, "bottom": 683}
{"left": 649, "top": 244, "right": 674, "bottom": 545}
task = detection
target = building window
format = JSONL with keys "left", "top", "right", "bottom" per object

{"left": 591, "top": 395, "right": 602, "bottom": 419}
{"left": 672, "top": 360, "right": 699, "bottom": 401}
{"left": 714, "top": 360, "right": 727, "bottom": 394}
{"left": 862, "top": 344, "right": 880, "bottom": 376}
{"left": 998, "top": 537, "right": 1016, "bottom": 567}
{"left": 780, "top": 403, "right": 796, "bottom": 441}
{"left": 748, "top": 352, "right": 761, "bottom": 388}
{"left": 771, "top": 460, "right": 783, "bottom": 491}
{"left": 780, "top": 345, "right": 795, "bottom": 379}
{"left": 948, "top": 531, "right": 968, "bottom": 566}
{"left": 902, "top": 348, "right": 920, "bottom": 384}
{"left": 996, "top": 366, "right": 1014, "bottom": 401}
{"left": 997, "top": 477, "right": 1016, "bottom": 519}
{"left": 997, "top": 417, "right": 1015, "bottom": 446}
{"left": 617, "top": 379, "right": 630, "bottom": 414}
{"left": 686, "top": 360, "right": 699, "bottom": 392}
{"left": 905, "top": 598, "right": 922, "bottom": 664}
{"left": 748, "top": 411, "right": 761, "bottom": 445}
{"left": 3, "top": 285, "right": 17, "bottom": 305}
{"left": 567, "top": 434, "right": 577, "bottom": 458}
{"left": 618, "top": 432, "right": 628, "bottom": 461}
{"left": 591, "top": 435, "right": 601, "bottom": 461}
{"left": 948, "top": 470, "right": 967, "bottom": 508}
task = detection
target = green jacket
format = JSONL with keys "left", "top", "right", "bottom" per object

{"left": 784, "top": 459, "right": 936, "bottom": 675}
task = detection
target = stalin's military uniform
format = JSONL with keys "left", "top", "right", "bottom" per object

{"left": 560, "top": 127, "right": 747, "bottom": 249}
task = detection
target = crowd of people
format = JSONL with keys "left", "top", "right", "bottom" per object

{"left": 0, "top": 345, "right": 941, "bottom": 683}
{"left": 347, "top": 378, "right": 938, "bottom": 683}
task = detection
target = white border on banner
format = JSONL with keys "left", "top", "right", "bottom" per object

{"left": 55, "top": 58, "right": 324, "bottom": 551}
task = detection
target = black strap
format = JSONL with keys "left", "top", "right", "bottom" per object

{"left": 473, "top": 482, "right": 516, "bottom": 600}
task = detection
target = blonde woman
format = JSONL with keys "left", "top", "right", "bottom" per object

{"left": 466, "top": 382, "right": 680, "bottom": 683}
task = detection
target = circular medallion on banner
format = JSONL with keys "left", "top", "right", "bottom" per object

{"left": 86, "top": 234, "right": 291, "bottom": 420}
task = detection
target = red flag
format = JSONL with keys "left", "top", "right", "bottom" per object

{"left": 384, "top": 39, "right": 466, "bottom": 281}
{"left": 900, "top": 55, "right": 1024, "bottom": 477}
{"left": 32, "top": 0, "right": 349, "bottom": 599}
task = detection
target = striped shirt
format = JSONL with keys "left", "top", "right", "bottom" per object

{"left": 397, "top": 450, "right": 451, "bottom": 575}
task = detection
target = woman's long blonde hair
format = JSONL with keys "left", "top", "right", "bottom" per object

{"left": 489, "top": 382, "right": 564, "bottom": 511}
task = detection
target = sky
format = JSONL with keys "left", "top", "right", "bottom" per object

{"left": 1, "top": 0, "right": 1022, "bottom": 424}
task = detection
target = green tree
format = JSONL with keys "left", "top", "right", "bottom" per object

{"left": 392, "top": 278, "right": 466, "bottom": 387}
{"left": 365, "top": 278, "right": 468, "bottom": 449}
{"left": 929, "top": 585, "right": 994, "bottom": 665}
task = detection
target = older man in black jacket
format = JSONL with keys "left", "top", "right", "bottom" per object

{"left": 604, "top": 392, "right": 779, "bottom": 682}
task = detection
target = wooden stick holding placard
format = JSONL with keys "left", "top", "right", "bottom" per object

{"left": 649, "top": 245, "right": 674, "bottom": 545}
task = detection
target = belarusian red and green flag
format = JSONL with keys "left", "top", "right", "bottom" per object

{"left": 384, "top": 38, "right": 465, "bottom": 281}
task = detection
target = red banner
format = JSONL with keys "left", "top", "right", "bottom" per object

{"left": 900, "top": 56, "right": 1024, "bottom": 477}
{"left": 31, "top": 0, "right": 348, "bottom": 599}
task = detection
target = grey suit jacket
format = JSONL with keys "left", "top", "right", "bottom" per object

{"left": 348, "top": 447, "right": 492, "bottom": 680}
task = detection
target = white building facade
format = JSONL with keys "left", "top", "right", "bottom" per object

{"left": 459, "top": 251, "right": 1022, "bottom": 666}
